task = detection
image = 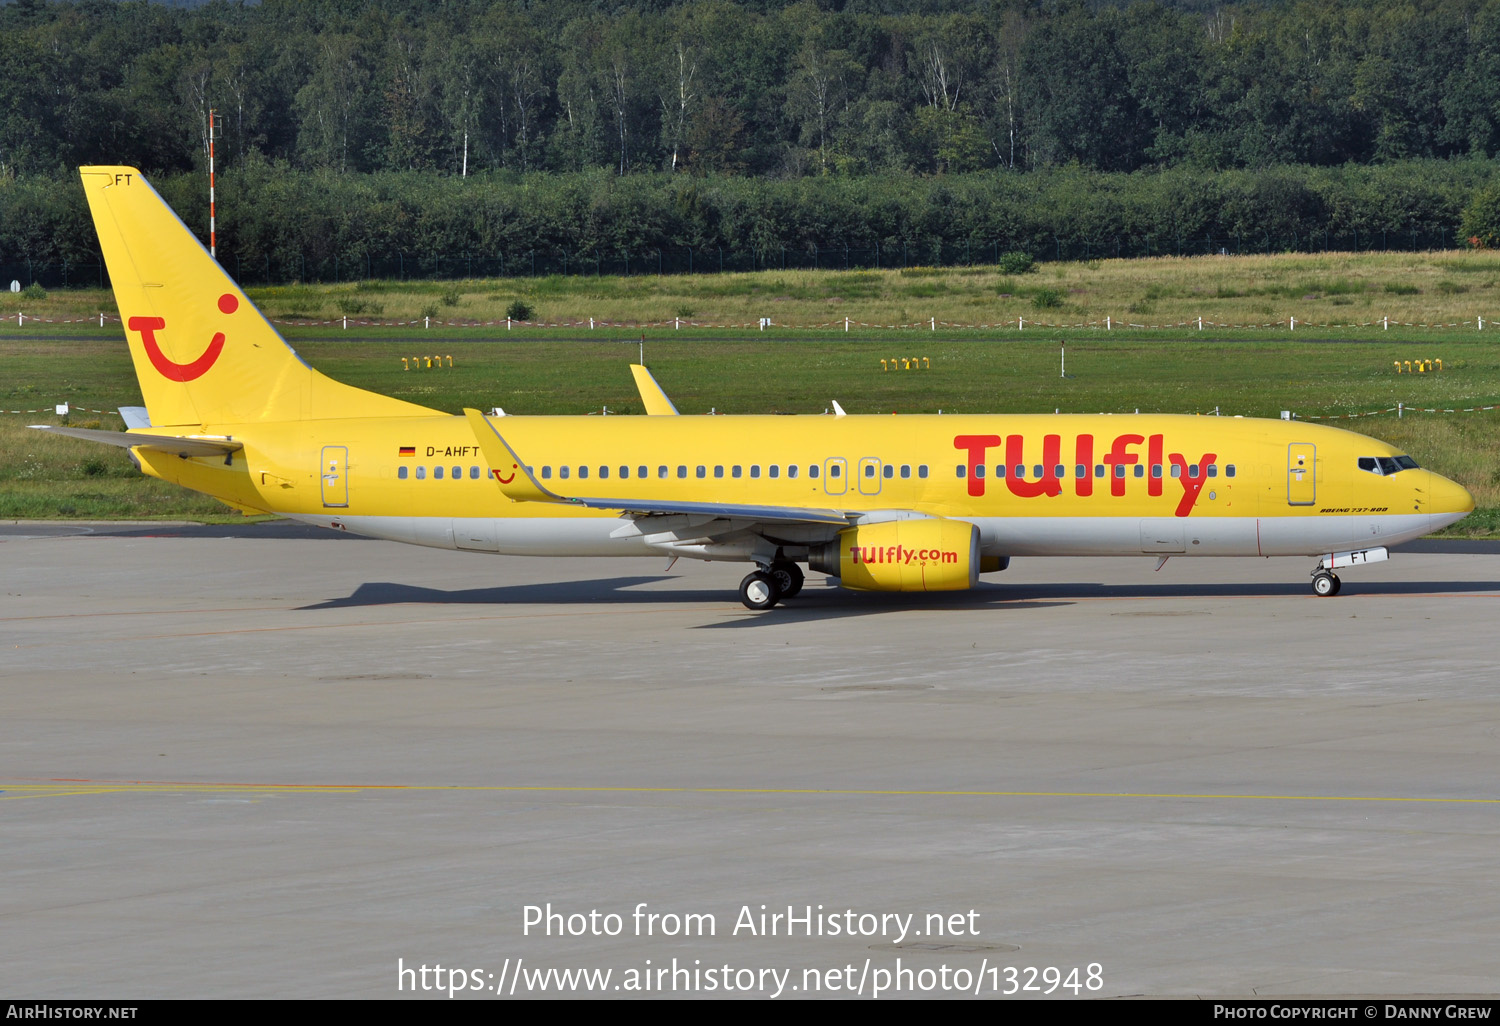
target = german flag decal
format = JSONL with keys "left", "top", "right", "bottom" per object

{"left": 398, "top": 446, "right": 415, "bottom": 457}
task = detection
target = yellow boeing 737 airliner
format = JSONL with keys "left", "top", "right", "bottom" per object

{"left": 40, "top": 166, "right": 1474, "bottom": 609}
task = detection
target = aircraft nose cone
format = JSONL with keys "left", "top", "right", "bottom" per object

{"left": 1426, "top": 470, "right": 1474, "bottom": 532}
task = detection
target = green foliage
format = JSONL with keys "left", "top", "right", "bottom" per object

{"left": 336, "top": 296, "right": 384, "bottom": 315}
{"left": 1460, "top": 183, "right": 1500, "bottom": 249}
{"left": 1031, "top": 288, "right": 1063, "bottom": 309}
{"left": 998, "top": 251, "right": 1036, "bottom": 275}
{"left": 21, "top": 282, "right": 45, "bottom": 300}
{"left": 506, "top": 299, "right": 534, "bottom": 321}
{"left": 2, "top": 0, "right": 1500, "bottom": 188}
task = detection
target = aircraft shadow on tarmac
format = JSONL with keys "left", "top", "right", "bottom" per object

{"left": 298, "top": 576, "right": 1499, "bottom": 625}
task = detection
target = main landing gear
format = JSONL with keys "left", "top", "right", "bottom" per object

{"left": 1311, "top": 570, "right": 1342, "bottom": 597}
{"left": 739, "top": 560, "right": 806, "bottom": 610}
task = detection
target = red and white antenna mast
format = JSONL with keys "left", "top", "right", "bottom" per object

{"left": 208, "top": 108, "right": 222, "bottom": 259}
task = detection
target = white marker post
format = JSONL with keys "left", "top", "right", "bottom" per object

{"left": 1060, "top": 340, "right": 1065, "bottom": 379}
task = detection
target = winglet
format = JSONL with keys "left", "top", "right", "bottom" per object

{"left": 463, "top": 408, "right": 563, "bottom": 503}
{"left": 629, "top": 364, "right": 679, "bottom": 415}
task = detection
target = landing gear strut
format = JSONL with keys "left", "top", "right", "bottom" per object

{"left": 1311, "top": 570, "right": 1341, "bottom": 597}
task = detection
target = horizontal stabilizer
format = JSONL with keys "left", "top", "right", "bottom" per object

{"left": 31, "top": 424, "right": 242, "bottom": 458}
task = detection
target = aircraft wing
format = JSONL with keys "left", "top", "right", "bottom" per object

{"left": 462, "top": 408, "right": 850, "bottom": 526}
{"left": 31, "top": 425, "right": 243, "bottom": 458}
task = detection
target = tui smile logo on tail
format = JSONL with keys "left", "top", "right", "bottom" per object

{"left": 128, "top": 292, "right": 237, "bottom": 381}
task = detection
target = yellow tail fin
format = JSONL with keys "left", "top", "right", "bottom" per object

{"left": 80, "top": 166, "right": 437, "bottom": 428}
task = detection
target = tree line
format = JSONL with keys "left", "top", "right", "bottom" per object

{"left": 6, "top": 0, "right": 1500, "bottom": 179}
{"left": 3, "top": 159, "right": 1491, "bottom": 281}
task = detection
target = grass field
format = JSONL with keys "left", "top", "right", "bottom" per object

{"left": 8, "top": 249, "right": 1500, "bottom": 333}
{"left": 3, "top": 328, "right": 1497, "bottom": 533}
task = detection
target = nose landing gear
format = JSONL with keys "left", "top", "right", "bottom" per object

{"left": 1311, "top": 570, "right": 1341, "bottom": 597}
{"left": 1309, "top": 547, "right": 1386, "bottom": 597}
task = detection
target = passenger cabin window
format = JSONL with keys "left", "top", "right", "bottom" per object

{"left": 769, "top": 465, "right": 780, "bottom": 479}
{"left": 434, "top": 466, "right": 444, "bottom": 480}
{"left": 995, "top": 465, "right": 1006, "bottom": 478}
{"left": 598, "top": 466, "right": 608, "bottom": 479}
{"left": 638, "top": 466, "right": 647, "bottom": 478}
{"left": 1075, "top": 464, "right": 1086, "bottom": 478}
{"left": 416, "top": 466, "right": 426, "bottom": 480}
{"left": 918, "top": 465, "right": 929, "bottom": 478}
{"left": 1057, "top": 465, "right": 1067, "bottom": 479}
{"left": 659, "top": 466, "right": 668, "bottom": 479}
{"left": 541, "top": 466, "right": 551, "bottom": 479}
{"left": 809, "top": 465, "right": 819, "bottom": 479}
{"left": 974, "top": 465, "right": 985, "bottom": 479}
{"left": 1226, "top": 465, "right": 1236, "bottom": 478}
{"left": 470, "top": 467, "right": 480, "bottom": 479}
{"left": 956, "top": 465, "right": 966, "bottom": 478}
{"left": 452, "top": 466, "right": 461, "bottom": 479}
{"left": 829, "top": 464, "right": 841, "bottom": 478}
{"left": 714, "top": 465, "right": 724, "bottom": 478}
{"left": 1151, "top": 464, "right": 1162, "bottom": 479}
{"left": 901, "top": 465, "right": 911, "bottom": 479}
{"left": 788, "top": 465, "right": 799, "bottom": 479}
{"left": 883, "top": 465, "right": 894, "bottom": 478}
{"left": 750, "top": 466, "right": 761, "bottom": 479}
{"left": 732, "top": 466, "right": 741, "bottom": 478}
{"left": 560, "top": 466, "right": 570, "bottom": 479}
{"left": 578, "top": 466, "right": 588, "bottom": 479}
{"left": 1133, "top": 465, "right": 1144, "bottom": 478}
{"left": 398, "top": 466, "right": 409, "bottom": 480}
{"left": 696, "top": 466, "right": 706, "bottom": 478}
{"left": 1207, "top": 465, "right": 1218, "bottom": 478}
{"left": 677, "top": 466, "right": 686, "bottom": 479}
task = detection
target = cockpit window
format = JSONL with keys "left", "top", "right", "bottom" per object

{"left": 1359, "top": 455, "right": 1419, "bottom": 476}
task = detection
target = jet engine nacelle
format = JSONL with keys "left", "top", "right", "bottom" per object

{"left": 810, "top": 517, "right": 979, "bottom": 592}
